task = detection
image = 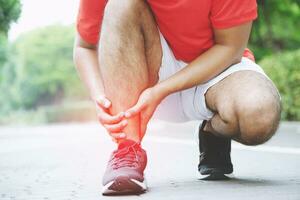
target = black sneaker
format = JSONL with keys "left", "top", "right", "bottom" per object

{"left": 198, "top": 120, "right": 233, "bottom": 179}
{"left": 102, "top": 139, "right": 147, "bottom": 195}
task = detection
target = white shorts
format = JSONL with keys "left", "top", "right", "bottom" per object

{"left": 152, "top": 32, "right": 268, "bottom": 122}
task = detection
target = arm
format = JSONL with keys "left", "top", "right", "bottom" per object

{"left": 73, "top": 34, "right": 104, "bottom": 101}
{"left": 156, "top": 22, "right": 253, "bottom": 97}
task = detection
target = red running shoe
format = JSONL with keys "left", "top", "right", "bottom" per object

{"left": 102, "top": 139, "right": 147, "bottom": 195}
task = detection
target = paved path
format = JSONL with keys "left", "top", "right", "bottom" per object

{"left": 0, "top": 121, "right": 300, "bottom": 200}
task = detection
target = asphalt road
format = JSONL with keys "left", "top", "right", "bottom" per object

{"left": 0, "top": 121, "right": 299, "bottom": 200}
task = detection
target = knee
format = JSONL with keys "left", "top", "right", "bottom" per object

{"left": 103, "top": 0, "right": 144, "bottom": 27}
{"left": 236, "top": 90, "right": 281, "bottom": 146}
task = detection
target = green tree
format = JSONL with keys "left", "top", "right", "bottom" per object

{"left": 250, "top": 0, "right": 300, "bottom": 60}
{"left": 259, "top": 50, "right": 300, "bottom": 121}
{"left": 0, "top": 25, "right": 86, "bottom": 111}
{"left": 0, "top": 0, "right": 21, "bottom": 77}
{"left": 0, "top": 0, "right": 21, "bottom": 34}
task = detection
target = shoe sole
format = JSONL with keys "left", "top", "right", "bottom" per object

{"left": 199, "top": 172, "right": 233, "bottom": 180}
{"left": 199, "top": 166, "right": 233, "bottom": 180}
{"left": 102, "top": 176, "right": 147, "bottom": 195}
{"left": 199, "top": 166, "right": 233, "bottom": 175}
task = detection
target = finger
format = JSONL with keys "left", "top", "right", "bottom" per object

{"left": 104, "top": 120, "right": 128, "bottom": 133}
{"left": 125, "top": 102, "right": 145, "bottom": 118}
{"left": 110, "top": 132, "right": 127, "bottom": 139}
{"left": 95, "top": 95, "right": 111, "bottom": 109}
{"left": 97, "top": 110, "right": 124, "bottom": 125}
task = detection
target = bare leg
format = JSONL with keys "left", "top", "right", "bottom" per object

{"left": 98, "top": 0, "right": 162, "bottom": 142}
{"left": 205, "top": 71, "right": 281, "bottom": 145}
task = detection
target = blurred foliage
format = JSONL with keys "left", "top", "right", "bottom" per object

{"left": 0, "top": 34, "right": 7, "bottom": 69}
{"left": 259, "top": 50, "right": 300, "bottom": 121}
{"left": 250, "top": 0, "right": 300, "bottom": 60}
{"left": 0, "top": 25, "right": 87, "bottom": 115}
{"left": 0, "top": 0, "right": 21, "bottom": 76}
{"left": 0, "top": 0, "right": 21, "bottom": 34}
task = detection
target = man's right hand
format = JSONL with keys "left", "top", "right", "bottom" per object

{"left": 95, "top": 95, "right": 128, "bottom": 141}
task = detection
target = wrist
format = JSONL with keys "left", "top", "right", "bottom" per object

{"left": 153, "top": 82, "right": 171, "bottom": 100}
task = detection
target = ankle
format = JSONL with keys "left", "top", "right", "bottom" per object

{"left": 117, "top": 138, "right": 141, "bottom": 145}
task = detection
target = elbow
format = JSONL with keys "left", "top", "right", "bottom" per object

{"left": 216, "top": 43, "right": 246, "bottom": 65}
{"left": 230, "top": 46, "right": 246, "bottom": 65}
{"left": 73, "top": 36, "right": 80, "bottom": 67}
{"left": 73, "top": 44, "right": 85, "bottom": 70}
{"left": 233, "top": 54, "right": 243, "bottom": 65}
{"left": 73, "top": 46, "right": 85, "bottom": 72}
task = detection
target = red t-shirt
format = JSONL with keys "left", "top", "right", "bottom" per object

{"left": 77, "top": 0, "right": 257, "bottom": 63}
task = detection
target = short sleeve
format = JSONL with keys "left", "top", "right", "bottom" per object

{"left": 210, "top": 0, "right": 257, "bottom": 29}
{"left": 76, "top": 0, "right": 107, "bottom": 44}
